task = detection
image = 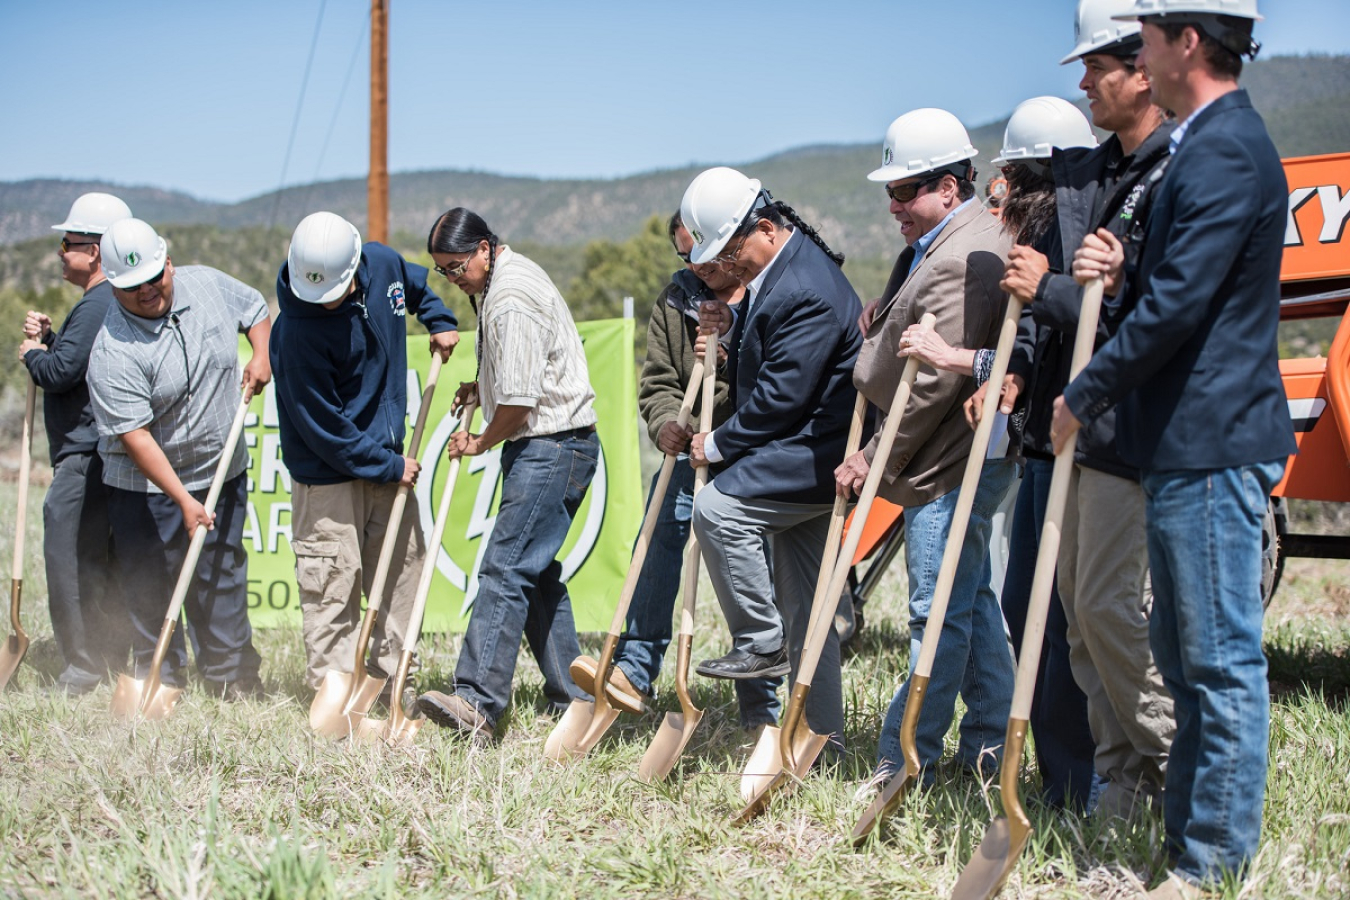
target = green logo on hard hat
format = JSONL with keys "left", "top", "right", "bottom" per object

{"left": 307, "top": 272, "right": 325, "bottom": 284}
{"left": 883, "top": 146, "right": 893, "bottom": 166}
{"left": 691, "top": 229, "right": 703, "bottom": 244}
{"left": 125, "top": 251, "right": 140, "bottom": 267}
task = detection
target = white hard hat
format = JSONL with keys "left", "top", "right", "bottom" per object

{"left": 992, "top": 97, "right": 1099, "bottom": 166}
{"left": 1061, "top": 0, "right": 1144, "bottom": 63}
{"left": 679, "top": 167, "right": 766, "bottom": 265}
{"left": 1113, "top": 0, "right": 1261, "bottom": 20}
{"left": 100, "top": 218, "right": 168, "bottom": 289}
{"left": 51, "top": 192, "right": 132, "bottom": 235}
{"left": 287, "top": 211, "right": 362, "bottom": 304}
{"left": 867, "top": 108, "right": 979, "bottom": 183}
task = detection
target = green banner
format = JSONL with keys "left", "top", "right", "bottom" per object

{"left": 239, "top": 317, "right": 641, "bottom": 631}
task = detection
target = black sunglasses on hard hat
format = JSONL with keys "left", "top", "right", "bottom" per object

{"left": 59, "top": 237, "right": 99, "bottom": 253}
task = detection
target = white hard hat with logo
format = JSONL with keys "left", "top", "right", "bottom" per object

{"left": 288, "top": 211, "right": 363, "bottom": 304}
{"left": 993, "top": 97, "right": 1099, "bottom": 166}
{"left": 679, "top": 167, "right": 766, "bottom": 265}
{"left": 100, "top": 218, "right": 168, "bottom": 289}
{"left": 867, "top": 108, "right": 979, "bottom": 183}
{"left": 52, "top": 192, "right": 133, "bottom": 235}
{"left": 1114, "top": 0, "right": 1261, "bottom": 20}
{"left": 1061, "top": 0, "right": 1144, "bottom": 63}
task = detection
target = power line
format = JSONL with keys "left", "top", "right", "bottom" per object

{"left": 301, "top": 13, "right": 369, "bottom": 216}
{"left": 268, "top": 0, "right": 329, "bottom": 234}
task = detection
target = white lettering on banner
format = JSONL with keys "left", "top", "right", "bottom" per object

{"left": 259, "top": 433, "right": 290, "bottom": 494}
{"left": 406, "top": 369, "right": 422, "bottom": 427}
{"left": 1286, "top": 184, "right": 1350, "bottom": 246}
{"left": 243, "top": 501, "right": 263, "bottom": 552}
{"left": 244, "top": 429, "right": 257, "bottom": 492}
{"left": 262, "top": 382, "right": 280, "bottom": 429}
{"left": 268, "top": 502, "right": 292, "bottom": 553}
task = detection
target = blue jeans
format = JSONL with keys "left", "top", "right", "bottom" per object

{"left": 107, "top": 473, "right": 261, "bottom": 686}
{"left": 1001, "top": 457, "right": 1099, "bottom": 811}
{"left": 453, "top": 432, "right": 598, "bottom": 725}
{"left": 616, "top": 462, "right": 780, "bottom": 728}
{"left": 1142, "top": 460, "right": 1283, "bottom": 885}
{"left": 878, "top": 457, "right": 1017, "bottom": 780}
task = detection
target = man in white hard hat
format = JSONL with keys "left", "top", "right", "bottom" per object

{"left": 978, "top": 0, "right": 1178, "bottom": 827}
{"left": 270, "top": 211, "right": 459, "bottom": 709}
{"left": 683, "top": 167, "right": 862, "bottom": 751}
{"left": 1060, "top": 1, "right": 1289, "bottom": 895}
{"left": 87, "top": 218, "right": 271, "bottom": 699}
{"left": 17, "top": 193, "right": 134, "bottom": 693}
{"left": 840, "top": 108, "right": 1016, "bottom": 787}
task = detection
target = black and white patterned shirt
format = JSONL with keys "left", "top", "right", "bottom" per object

{"left": 88, "top": 265, "right": 268, "bottom": 492}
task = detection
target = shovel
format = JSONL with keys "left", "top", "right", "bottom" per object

{"left": 637, "top": 334, "right": 718, "bottom": 780}
{"left": 309, "top": 355, "right": 444, "bottom": 739}
{"left": 110, "top": 393, "right": 253, "bottom": 719}
{"left": 852, "top": 296, "right": 1026, "bottom": 846}
{"left": 950, "top": 279, "right": 1105, "bottom": 900}
{"left": 545, "top": 355, "right": 708, "bottom": 762}
{"left": 0, "top": 379, "right": 37, "bottom": 691}
{"left": 358, "top": 399, "right": 478, "bottom": 747}
{"left": 735, "top": 317, "right": 932, "bottom": 823}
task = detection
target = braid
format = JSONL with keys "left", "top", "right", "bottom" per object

{"left": 477, "top": 234, "right": 499, "bottom": 308}
{"left": 762, "top": 201, "right": 845, "bottom": 268}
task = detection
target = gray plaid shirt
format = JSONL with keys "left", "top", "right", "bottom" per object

{"left": 88, "top": 266, "right": 268, "bottom": 492}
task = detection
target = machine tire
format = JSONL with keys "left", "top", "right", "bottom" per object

{"left": 1262, "top": 496, "right": 1287, "bottom": 609}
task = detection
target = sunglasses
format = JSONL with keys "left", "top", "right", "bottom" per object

{"left": 435, "top": 257, "right": 472, "bottom": 279}
{"left": 60, "top": 237, "right": 99, "bottom": 253}
{"left": 674, "top": 249, "right": 692, "bottom": 264}
{"left": 119, "top": 267, "right": 166, "bottom": 293}
{"left": 709, "top": 229, "right": 752, "bottom": 267}
{"left": 885, "top": 175, "right": 944, "bottom": 204}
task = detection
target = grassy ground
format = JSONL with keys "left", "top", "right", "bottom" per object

{"left": 1, "top": 479, "right": 1348, "bottom": 899}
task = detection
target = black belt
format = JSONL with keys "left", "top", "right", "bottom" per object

{"left": 550, "top": 424, "right": 597, "bottom": 440}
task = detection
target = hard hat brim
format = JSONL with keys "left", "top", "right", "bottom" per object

{"left": 686, "top": 180, "right": 763, "bottom": 266}
{"left": 107, "top": 258, "right": 167, "bottom": 290}
{"left": 290, "top": 264, "right": 357, "bottom": 304}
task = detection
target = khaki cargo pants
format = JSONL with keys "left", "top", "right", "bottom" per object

{"left": 290, "top": 480, "right": 426, "bottom": 689}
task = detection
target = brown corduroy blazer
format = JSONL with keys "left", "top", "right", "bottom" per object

{"left": 853, "top": 201, "right": 1012, "bottom": 508}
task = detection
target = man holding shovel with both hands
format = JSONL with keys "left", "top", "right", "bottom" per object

{"left": 87, "top": 218, "right": 271, "bottom": 700}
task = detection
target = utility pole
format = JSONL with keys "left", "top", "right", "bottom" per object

{"left": 368, "top": 0, "right": 389, "bottom": 243}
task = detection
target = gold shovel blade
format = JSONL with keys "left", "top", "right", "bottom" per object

{"left": 110, "top": 673, "right": 147, "bottom": 719}
{"left": 0, "top": 633, "right": 28, "bottom": 692}
{"left": 851, "top": 769, "right": 916, "bottom": 846}
{"left": 637, "top": 709, "right": 704, "bottom": 782}
{"left": 309, "top": 669, "right": 388, "bottom": 739}
{"left": 949, "top": 817, "right": 1031, "bottom": 900}
{"left": 735, "top": 728, "right": 830, "bottom": 823}
{"left": 140, "top": 684, "right": 185, "bottom": 721}
{"left": 543, "top": 699, "right": 620, "bottom": 762}
{"left": 739, "top": 725, "right": 782, "bottom": 802}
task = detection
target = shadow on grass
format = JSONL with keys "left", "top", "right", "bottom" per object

{"left": 1265, "top": 622, "right": 1350, "bottom": 705}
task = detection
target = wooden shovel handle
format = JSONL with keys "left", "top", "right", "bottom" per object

{"left": 1007, "top": 279, "right": 1104, "bottom": 720}
{"left": 348, "top": 354, "right": 444, "bottom": 675}
{"left": 11, "top": 379, "right": 35, "bottom": 583}
{"left": 910, "top": 298, "right": 1024, "bottom": 680}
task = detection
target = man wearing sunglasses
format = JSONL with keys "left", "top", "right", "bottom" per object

{"left": 18, "top": 193, "right": 134, "bottom": 694}
{"left": 271, "top": 212, "right": 459, "bottom": 712}
{"left": 86, "top": 218, "right": 273, "bottom": 700}
{"left": 844, "top": 108, "right": 1017, "bottom": 787}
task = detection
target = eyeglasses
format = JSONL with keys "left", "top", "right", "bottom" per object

{"left": 709, "top": 229, "right": 752, "bottom": 267}
{"left": 119, "top": 267, "right": 166, "bottom": 293}
{"left": 60, "top": 237, "right": 99, "bottom": 253}
{"left": 885, "top": 175, "right": 944, "bottom": 204}
{"left": 435, "top": 257, "right": 472, "bottom": 279}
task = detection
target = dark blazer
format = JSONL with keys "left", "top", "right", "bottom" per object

{"left": 1063, "top": 89, "right": 1296, "bottom": 471}
{"left": 715, "top": 229, "right": 862, "bottom": 504}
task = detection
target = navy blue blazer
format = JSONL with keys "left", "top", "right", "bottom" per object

{"left": 1063, "top": 89, "right": 1296, "bottom": 471}
{"left": 715, "top": 230, "right": 863, "bottom": 503}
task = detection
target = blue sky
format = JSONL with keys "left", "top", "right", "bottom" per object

{"left": 2, "top": 0, "right": 1346, "bottom": 202}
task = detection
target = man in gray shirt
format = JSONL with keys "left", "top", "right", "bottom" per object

{"left": 19, "top": 193, "right": 134, "bottom": 694}
{"left": 87, "top": 218, "right": 271, "bottom": 698}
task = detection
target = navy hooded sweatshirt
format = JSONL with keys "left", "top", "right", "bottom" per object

{"left": 271, "top": 242, "right": 458, "bottom": 485}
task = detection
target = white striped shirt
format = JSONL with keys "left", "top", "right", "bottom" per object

{"left": 88, "top": 266, "right": 268, "bottom": 492}
{"left": 476, "top": 247, "right": 596, "bottom": 440}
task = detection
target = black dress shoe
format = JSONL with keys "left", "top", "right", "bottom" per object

{"left": 695, "top": 647, "right": 790, "bottom": 680}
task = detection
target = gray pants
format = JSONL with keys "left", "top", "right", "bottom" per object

{"left": 290, "top": 481, "right": 425, "bottom": 690}
{"left": 1059, "top": 465, "right": 1175, "bottom": 815}
{"left": 44, "top": 451, "right": 130, "bottom": 686}
{"left": 691, "top": 482, "right": 843, "bottom": 744}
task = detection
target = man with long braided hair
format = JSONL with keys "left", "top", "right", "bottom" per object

{"left": 683, "top": 167, "right": 862, "bottom": 753}
{"left": 417, "top": 207, "right": 598, "bottom": 744}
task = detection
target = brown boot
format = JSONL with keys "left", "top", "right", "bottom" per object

{"left": 568, "top": 656, "right": 648, "bottom": 715}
